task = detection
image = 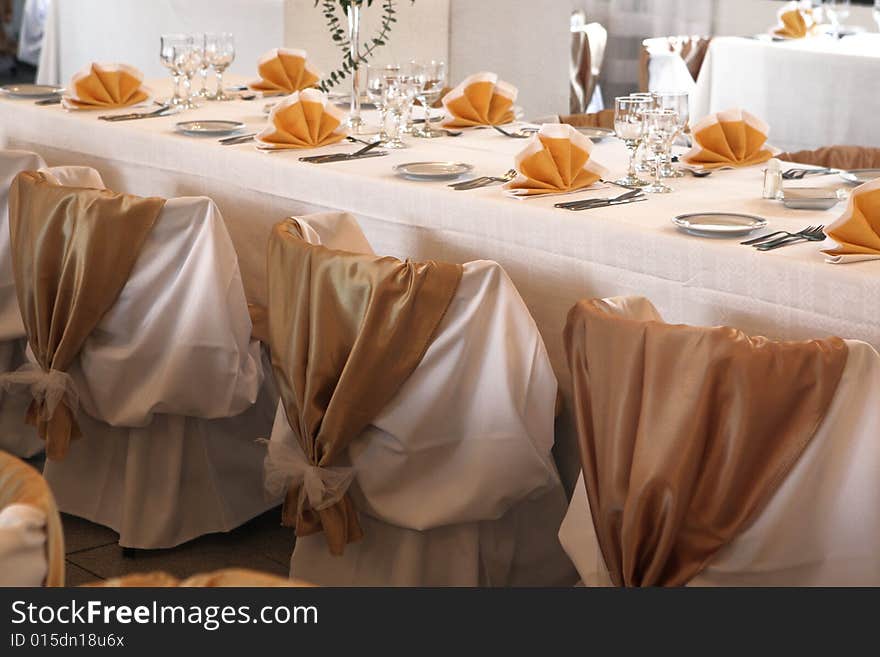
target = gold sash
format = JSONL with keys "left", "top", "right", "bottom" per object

{"left": 564, "top": 298, "right": 848, "bottom": 586}
{"left": 0, "top": 449, "right": 65, "bottom": 586}
{"left": 267, "top": 219, "right": 462, "bottom": 554}
{"left": 7, "top": 172, "right": 164, "bottom": 460}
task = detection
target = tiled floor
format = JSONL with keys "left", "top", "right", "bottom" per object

{"left": 62, "top": 509, "right": 294, "bottom": 586}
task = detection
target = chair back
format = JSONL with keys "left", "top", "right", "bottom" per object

{"left": 779, "top": 146, "right": 880, "bottom": 170}
{"left": 640, "top": 35, "right": 712, "bottom": 92}
{"left": 570, "top": 12, "right": 607, "bottom": 114}
{"left": 0, "top": 449, "right": 64, "bottom": 585}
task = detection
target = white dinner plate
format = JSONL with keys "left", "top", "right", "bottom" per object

{"left": 575, "top": 126, "right": 615, "bottom": 141}
{"left": 175, "top": 120, "right": 245, "bottom": 136}
{"left": 672, "top": 212, "right": 768, "bottom": 237}
{"left": 0, "top": 84, "right": 64, "bottom": 98}
{"left": 839, "top": 169, "right": 880, "bottom": 185}
{"left": 394, "top": 161, "right": 474, "bottom": 181}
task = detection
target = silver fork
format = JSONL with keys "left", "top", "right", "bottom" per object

{"left": 755, "top": 225, "right": 826, "bottom": 251}
{"left": 492, "top": 125, "right": 530, "bottom": 139}
{"left": 781, "top": 167, "right": 836, "bottom": 180}
{"left": 450, "top": 169, "right": 517, "bottom": 191}
{"left": 742, "top": 225, "right": 821, "bottom": 246}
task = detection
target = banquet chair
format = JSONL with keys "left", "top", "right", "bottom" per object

{"left": 7, "top": 171, "right": 279, "bottom": 549}
{"left": 86, "top": 569, "right": 313, "bottom": 588}
{"left": 263, "top": 218, "right": 575, "bottom": 586}
{"left": 558, "top": 296, "right": 880, "bottom": 587}
{"left": 639, "top": 36, "right": 712, "bottom": 93}
{"left": 778, "top": 146, "right": 880, "bottom": 170}
{"left": 570, "top": 11, "right": 607, "bottom": 114}
{"left": 559, "top": 110, "right": 614, "bottom": 130}
{"left": 0, "top": 449, "right": 64, "bottom": 586}
{"left": 0, "top": 151, "right": 104, "bottom": 458}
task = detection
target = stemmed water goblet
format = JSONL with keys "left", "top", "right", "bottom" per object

{"left": 656, "top": 91, "right": 689, "bottom": 178}
{"left": 643, "top": 109, "right": 678, "bottom": 194}
{"left": 159, "top": 34, "right": 190, "bottom": 107}
{"left": 174, "top": 40, "right": 202, "bottom": 109}
{"left": 204, "top": 33, "right": 235, "bottom": 101}
{"left": 382, "top": 76, "right": 418, "bottom": 149}
{"left": 408, "top": 60, "right": 448, "bottom": 138}
{"left": 366, "top": 64, "right": 401, "bottom": 140}
{"left": 614, "top": 96, "right": 651, "bottom": 187}
{"left": 824, "top": 0, "right": 850, "bottom": 38}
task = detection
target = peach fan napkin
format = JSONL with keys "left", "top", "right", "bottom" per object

{"left": 503, "top": 123, "right": 608, "bottom": 197}
{"left": 249, "top": 48, "right": 321, "bottom": 95}
{"left": 62, "top": 63, "right": 150, "bottom": 110}
{"left": 822, "top": 178, "right": 880, "bottom": 264}
{"left": 773, "top": 1, "right": 817, "bottom": 39}
{"left": 441, "top": 72, "right": 517, "bottom": 128}
{"left": 255, "top": 88, "right": 348, "bottom": 150}
{"left": 683, "top": 109, "right": 775, "bottom": 170}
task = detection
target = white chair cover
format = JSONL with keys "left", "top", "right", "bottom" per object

{"left": 558, "top": 298, "right": 880, "bottom": 586}
{"left": 42, "top": 195, "right": 277, "bottom": 548}
{"left": 0, "top": 151, "right": 105, "bottom": 458}
{"left": 0, "top": 503, "right": 47, "bottom": 586}
{"left": 267, "top": 222, "right": 575, "bottom": 586}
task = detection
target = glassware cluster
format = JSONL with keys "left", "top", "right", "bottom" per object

{"left": 160, "top": 33, "right": 236, "bottom": 108}
{"left": 613, "top": 91, "right": 690, "bottom": 193}
{"left": 365, "top": 60, "right": 448, "bottom": 148}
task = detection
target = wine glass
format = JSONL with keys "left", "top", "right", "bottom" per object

{"left": 643, "top": 109, "right": 678, "bottom": 194}
{"left": 366, "top": 64, "right": 401, "bottom": 139}
{"left": 614, "top": 96, "right": 651, "bottom": 187}
{"left": 656, "top": 91, "right": 689, "bottom": 178}
{"left": 824, "top": 0, "right": 850, "bottom": 38}
{"left": 173, "top": 40, "right": 202, "bottom": 109}
{"left": 408, "top": 60, "right": 448, "bottom": 138}
{"left": 159, "top": 34, "right": 190, "bottom": 107}
{"left": 204, "top": 33, "right": 235, "bottom": 101}
{"left": 382, "top": 76, "right": 417, "bottom": 149}
{"left": 190, "top": 33, "right": 209, "bottom": 98}
{"left": 629, "top": 92, "right": 659, "bottom": 172}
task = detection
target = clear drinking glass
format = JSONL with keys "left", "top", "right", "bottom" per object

{"left": 205, "top": 33, "right": 235, "bottom": 101}
{"left": 656, "top": 91, "right": 689, "bottom": 178}
{"left": 190, "top": 33, "right": 209, "bottom": 98}
{"left": 366, "top": 64, "right": 401, "bottom": 140}
{"left": 643, "top": 109, "right": 678, "bottom": 194}
{"left": 160, "top": 34, "right": 190, "bottom": 106}
{"left": 630, "top": 92, "right": 658, "bottom": 173}
{"left": 614, "top": 96, "right": 651, "bottom": 187}
{"left": 408, "top": 60, "right": 448, "bottom": 138}
{"left": 174, "top": 40, "right": 202, "bottom": 109}
{"left": 824, "top": 0, "right": 850, "bottom": 38}
{"left": 382, "top": 77, "right": 417, "bottom": 149}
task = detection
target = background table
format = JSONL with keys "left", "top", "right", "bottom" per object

{"left": 2, "top": 83, "right": 878, "bottom": 488}
{"left": 692, "top": 34, "right": 880, "bottom": 152}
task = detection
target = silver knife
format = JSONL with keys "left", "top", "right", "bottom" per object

{"left": 558, "top": 197, "right": 648, "bottom": 211}
{"left": 299, "top": 151, "right": 389, "bottom": 164}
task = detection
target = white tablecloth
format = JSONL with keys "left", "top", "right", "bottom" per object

{"left": 692, "top": 34, "right": 880, "bottom": 152}
{"left": 2, "top": 82, "right": 878, "bottom": 488}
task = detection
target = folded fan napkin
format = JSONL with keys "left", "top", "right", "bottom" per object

{"left": 683, "top": 109, "right": 775, "bottom": 170}
{"left": 441, "top": 72, "right": 517, "bottom": 128}
{"left": 255, "top": 88, "right": 348, "bottom": 150}
{"left": 249, "top": 47, "right": 321, "bottom": 94}
{"left": 822, "top": 177, "right": 880, "bottom": 264}
{"left": 62, "top": 63, "right": 150, "bottom": 110}
{"left": 503, "top": 123, "right": 608, "bottom": 197}
{"left": 773, "top": 2, "right": 816, "bottom": 39}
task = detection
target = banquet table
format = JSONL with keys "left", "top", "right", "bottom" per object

{"left": 2, "top": 81, "right": 879, "bottom": 488}
{"left": 692, "top": 34, "right": 880, "bottom": 152}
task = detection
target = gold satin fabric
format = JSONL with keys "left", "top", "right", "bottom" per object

{"left": 561, "top": 110, "right": 615, "bottom": 129}
{"left": 564, "top": 297, "right": 848, "bottom": 587}
{"left": 780, "top": 146, "right": 880, "bottom": 170}
{"left": 267, "top": 219, "right": 462, "bottom": 555}
{"left": 7, "top": 172, "right": 164, "bottom": 460}
{"left": 86, "top": 569, "right": 313, "bottom": 587}
{"left": 0, "top": 449, "right": 65, "bottom": 586}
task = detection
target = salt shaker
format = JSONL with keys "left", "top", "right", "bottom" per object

{"left": 763, "top": 158, "right": 782, "bottom": 199}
